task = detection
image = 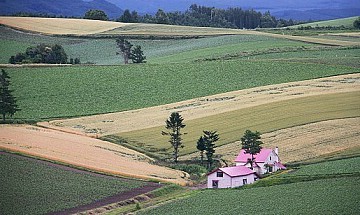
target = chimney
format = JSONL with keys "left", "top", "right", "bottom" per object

{"left": 274, "top": 146, "right": 279, "bottom": 155}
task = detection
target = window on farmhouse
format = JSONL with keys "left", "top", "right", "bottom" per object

{"left": 212, "top": 180, "right": 219, "bottom": 188}
{"left": 217, "top": 172, "right": 223, "bottom": 177}
{"left": 243, "top": 179, "right": 248, "bottom": 185}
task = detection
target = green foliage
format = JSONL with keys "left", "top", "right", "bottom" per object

{"left": 131, "top": 45, "right": 147, "bottom": 63}
{"left": 241, "top": 130, "right": 263, "bottom": 167}
{"left": 353, "top": 17, "right": 360, "bottom": 29}
{"left": 84, "top": 9, "right": 108, "bottom": 21}
{"left": 196, "top": 136, "right": 206, "bottom": 164}
{"left": 6, "top": 60, "right": 359, "bottom": 120}
{"left": 162, "top": 112, "right": 186, "bottom": 163}
{"left": 0, "top": 69, "right": 20, "bottom": 121}
{"left": 9, "top": 44, "right": 68, "bottom": 64}
{"left": 116, "top": 37, "right": 133, "bottom": 64}
{"left": 199, "top": 130, "right": 220, "bottom": 169}
{"left": 0, "top": 153, "right": 146, "bottom": 215}
{"left": 170, "top": 164, "right": 207, "bottom": 177}
{"left": 138, "top": 177, "right": 360, "bottom": 215}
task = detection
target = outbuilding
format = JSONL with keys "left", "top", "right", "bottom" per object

{"left": 207, "top": 166, "right": 258, "bottom": 188}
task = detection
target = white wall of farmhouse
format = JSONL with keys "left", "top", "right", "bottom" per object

{"left": 207, "top": 171, "right": 257, "bottom": 188}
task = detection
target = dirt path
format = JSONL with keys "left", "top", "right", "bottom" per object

{"left": 39, "top": 73, "right": 360, "bottom": 137}
{"left": 48, "top": 183, "right": 161, "bottom": 215}
{"left": 182, "top": 117, "right": 360, "bottom": 164}
{"left": 0, "top": 125, "right": 189, "bottom": 185}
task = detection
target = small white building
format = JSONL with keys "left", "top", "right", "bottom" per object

{"left": 207, "top": 166, "right": 258, "bottom": 189}
{"left": 207, "top": 147, "right": 286, "bottom": 189}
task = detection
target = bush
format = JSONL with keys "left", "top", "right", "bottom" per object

{"left": 170, "top": 164, "right": 207, "bottom": 177}
{"left": 10, "top": 44, "right": 67, "bottom": 64}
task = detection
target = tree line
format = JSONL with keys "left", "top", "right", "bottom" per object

{"left": 10, "top": 5, "right": 298, "bottom": 29}
{"left": 117, "top": 4, "right": 296, "bottom": 29}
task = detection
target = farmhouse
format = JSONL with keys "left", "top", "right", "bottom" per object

{"left": 235, "top": 147, "right": 286, "bottom": 175}
{"left": 207, "top": 147, "right": 286, "bottom": 189}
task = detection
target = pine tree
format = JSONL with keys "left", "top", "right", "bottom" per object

{"left": 0, "top": 69, "right": 20, "bottom": 122}
{"left": 196, "top": 136, "right": 206, "bottom": 164}
{"left": 202, "top": 130, "right": 219, "bottom": 170}
{"left": 162, "top": 112, "right": 186, "bottom": 163}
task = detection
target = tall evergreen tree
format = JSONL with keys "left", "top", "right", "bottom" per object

{"left": 202, "top": 130, "right": 219, "bottom": 169}
{"left": 0, "top": 69, "right": 20, "bottom": 122}
{"left": 130, "top": 45, "right": 146, "bottom": 63}
{"left": 196, "top": 136, "right": 206, "bottom": 164}
{"left": 240, "top": 130, "right": 263, "bottom": 169}
{"left": 162, "top": 112, "right": 186, "bottom": 163}
{"left": 118, "top": 9, "right": 132, "bottom": 22}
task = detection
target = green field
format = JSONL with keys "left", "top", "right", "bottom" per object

{"left": 116, "top": 91, "right": 360, "bottom": 156}
{"left": 138, "top": 156, "right": 360, "bottom": 214}
{"left": 0, "top": 153, "right": 146, "bottom": 215}
{"left": 282, "top": 157, "right": 360, "bottom": 177}
{"left": 1, "top": 26, "right": 318, "bottom": 65}
{"left": 292, "top": 16, "right": 359, "bottom": 28}
{"left": 7, "top": 60, "right": 359, "bottom": 120}
{"left": 138, "top": 177, "right": 360, "bottom": 215}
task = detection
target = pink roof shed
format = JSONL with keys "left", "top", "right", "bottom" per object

{"left": 235, "top": 148, "right": 273, "bottom": 163}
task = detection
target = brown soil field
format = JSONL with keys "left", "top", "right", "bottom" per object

{"left": 40, "top": 73, "right": 360, "bottom": 137}
{"left": 0, "top": 125, "right": 189, "bottom": 185}
{"left": 185, "top": 117, "right": 360, "bottom": 164}
{"left": 0, "top": 16, "right": 126, "bottom": 35}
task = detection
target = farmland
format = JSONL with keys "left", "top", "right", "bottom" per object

{"left": 211, "top": 117, "right": 360, "bottom": 164}
{"left": 0, "top": 124, "right": 189, "bottom": 184}
{"left": 291, "top": 16, "right": 359, "bottom": 28}
{"left": 138, "top": 176, "right": 360, "bottom": 215}
{"left": 138, "top": 156, "right": 360, "bottom": 215}
{"left": 0, "top": 15, "right": 360, "bottom": 214}
{"left": 6, "top": 61, "right": 359, "bottom": 120}
{"left": 0, "top": 152, "right": 148, "bottom": 215}
{"left": 116, "top": 91, "right": 360, "bottom": 156}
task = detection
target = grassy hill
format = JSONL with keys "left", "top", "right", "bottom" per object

{"left": 292, "top": 16, "right": 359, "bottom": 28}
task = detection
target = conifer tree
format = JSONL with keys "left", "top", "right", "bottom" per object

{"left": 0, "top": 69, "right": 20, "bottom": 122}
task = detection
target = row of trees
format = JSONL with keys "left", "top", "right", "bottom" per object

{"left": 117, "top": 5, "right": 297, "bottom": 29}
{"left": 162, "top": 112, "right": 263, "bottom": 170}
{"left": 9, "top": 44, "right": 81, "bottom": 65}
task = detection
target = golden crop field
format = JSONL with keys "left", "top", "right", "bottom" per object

{"left": 0, "top": 125, "right": 190, "bottom": 185}
{"left": 0, "top": 16, "right": 126, "bottom": 35}
{"left": 0, "top": 16, "right": 358, "bottom": 46}
{"left": 186, "top": 117, "right": 360, "bottom": 164}
{"left": 115, "top": 91, "right": 360, "bottom": 156}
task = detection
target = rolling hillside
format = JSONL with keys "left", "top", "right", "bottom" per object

{"left": 0, "top": 0, "right": 123, "bottom": 19}
{"left": 291, "top": 16, "right": 359, "bottom": 28}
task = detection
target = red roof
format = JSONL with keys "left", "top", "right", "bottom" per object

{"left": 234, "top": 148, "right": 273, "bottom": 163}
{"left": 219, "top": 166, "right": 255, "bottom": 177}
